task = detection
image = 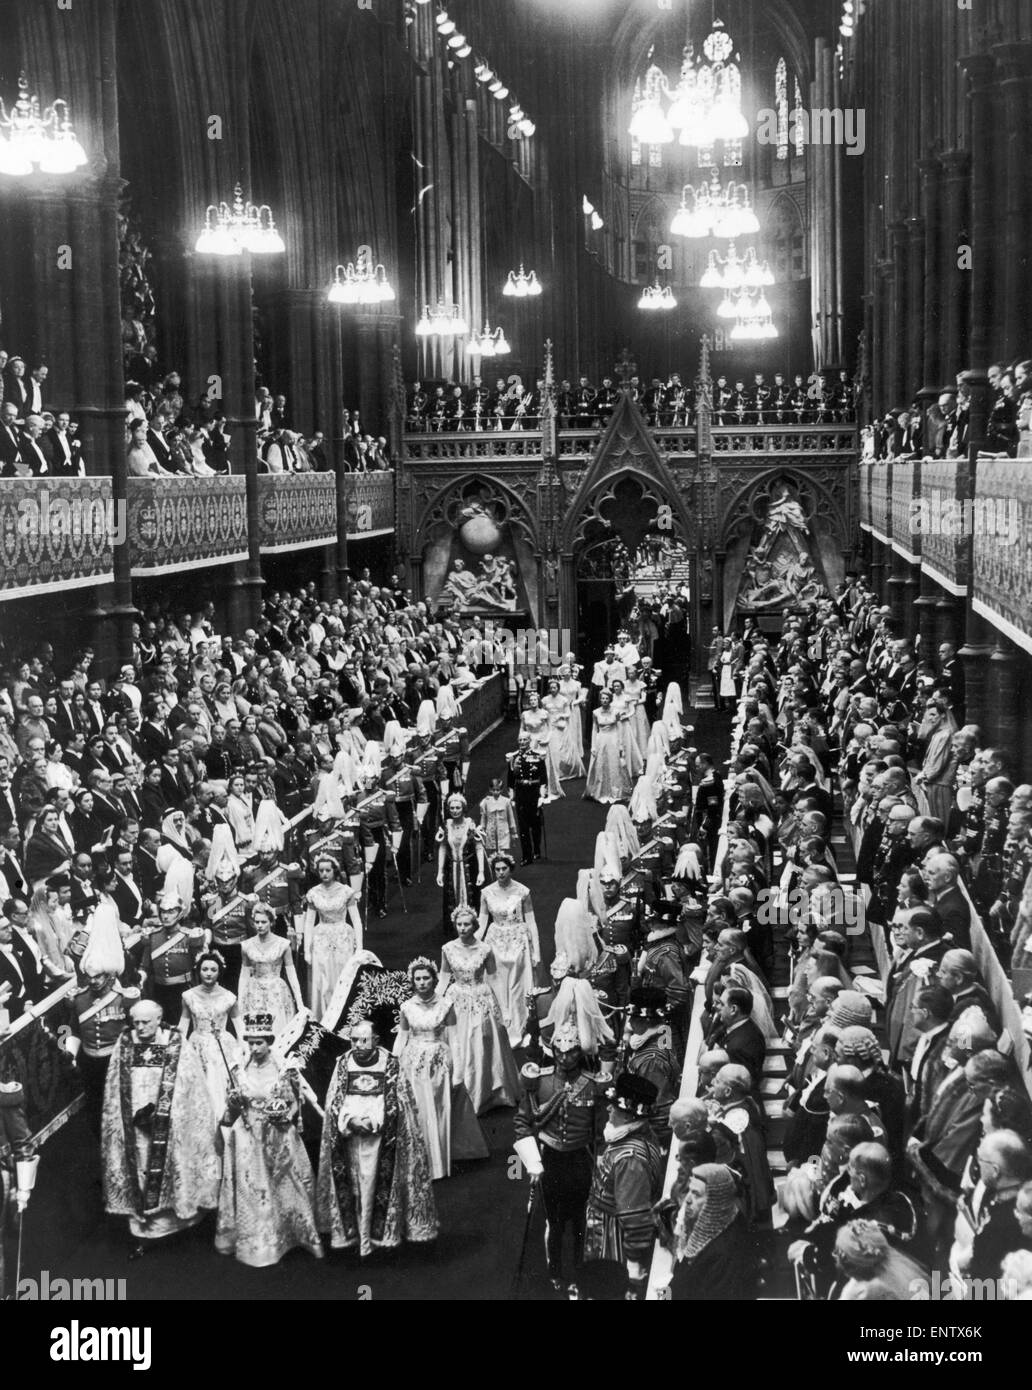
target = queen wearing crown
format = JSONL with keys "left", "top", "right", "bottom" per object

{"left": 215, "top": 1012, "right": 323, "bottom": 1268}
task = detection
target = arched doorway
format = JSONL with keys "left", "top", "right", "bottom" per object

{"left": 576, "top": 538, "right": 625, "bottom": 667}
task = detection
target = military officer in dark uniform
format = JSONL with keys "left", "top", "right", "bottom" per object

{"left": 574, "top": 375, "right": 597, "bottom": 428}
{"left": 241, "top": 847, "right": 304, "bottom": 939}
{"left": 436, "top": 712, "right": 470, "bottom": 795}
{"left": 72, "top": 966, "right": 139, "bottom": 1131}
{"left": 357, "top": 770, "right": 402, "bottom": 918}
{"left": 636, "top": 903, "right": 691, "bottom": 1059}
{"left": 140, "top": 890, "right": 207, "bottom": 1022}
{"left": 752, "top": 373, "right": 772, "bottom": 425}
{"left": 771, "top": 372, "right": 791, "bottom": 423}
{"left": 592, "top": 866, "right": 640, "bottom": 1008}
{"left": 203, "top": 857, "right": 251, "bottom": 993}
{"left": 465, "top": 376, "right": 492, "bottom": 432}
{"left": 971, "top": 777, "right": 1012, "bottom": 913}
{"left": 383, "top": 749, "right": 427, "bottom": 885}
{"left": 410, "top": 735, "right": 444, "bottom": 862}
{"left": 790, "top": 373, "right": 810, "bottom": 423}
{"left": 0, "top": 1078, "right": 35, "bottom": 1300}
{"left": 507, "top": 734, "right": 547, "bottom": 865}
{"left": 407, "top": 381, "right": 429, "bottom": 431}
{"left": 690, "top": 753, "right": 725, "bottom": 870}
{"left": 639, "top": 656, "right": 663, "bottom": 724}
{"left": 595, "top": 377, "right": 619, "bottom": 428}
{"left": 513, "top": 1022, "right": 607, "bottom": 1291}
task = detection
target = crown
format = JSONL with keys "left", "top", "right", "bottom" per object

{"left": 243, "top": 1012, "right": 275, "bottom": 1038}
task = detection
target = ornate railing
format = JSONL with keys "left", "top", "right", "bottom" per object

{"left": 127, "top": 475, "right": 249, "bottom": 576}
{"left": 890, "top": 459, "right": 920, "bottom": 562}
{"left": 711, "top": 425, "right": 857, "bottom": 455}
{"left": 858, "top": 460, "right": 872, "bottom": 530}
{"left": 258, "top": 473, "right": 336, "bottom": 552}
{"left": 869, "top": 461, "right": 891, "bottom": 542}
{"left": 971, "top": 456, "right": 1032, "bottom": 651}
{"left": 652, "top": 430, "right": 698, "bottom": 457}
{"left": 403, "top": 430, "right": 543, "bottom": 462}
{"left": 0, "top": 477, "right": 116, "bottom": 597}
{"left": 342, "top": 471, "right": 395, "bottom": 538}
{"left": 917, "top": 457, "right": 970, "bottom": 596}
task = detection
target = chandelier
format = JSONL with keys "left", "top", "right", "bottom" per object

{"left": 700, "top": 242, "right": 774, "bottom": 291}
{"left": 670, "top": 172, "right": 760, "bottom": 239}
{"left": 415, "top": 299, "right": 469, "bottom": 337}
{"left": 0, "top": 73, "right": 88, "bottom": 177}
{"left": 502, "top": 265, "right": 542, "bottom": 298}
{"left": 638, "top": 282, "right": 677, "bottom": 311}
{"left": 729, "top": 291, "right": 778, "bottom": 340}
{"left": 629, "top": 65, "right": 673, "bottom": 146}
{"left": 630, "top": 19, "right": 747, "bottom": 149}
{"left": 467, "top": 324, "right": 511, "bottom": 357}
{"left": 328, "top": 252, "right": 395, "bottom": 305}
{"left": 195, "top": 184, "right": 285, "bottom": 255}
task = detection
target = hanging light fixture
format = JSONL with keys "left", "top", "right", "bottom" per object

{"left": 628, "top": 64, "right": 673, "bottom": 145}
{"left": 328, "top": 252, "right": 396, "bottom": 305}
{"left": 435, "top": 8, "right": 455, "bottom": 35}
{"left": 195, "top": 183, "right": 285, "bottom": 255}
{"left": 633, "top": 18, "right": 747, "bottom": 153}
{"left": 638, "top": 282, "right": 677, "bottom": 311}
{"left": 415, "top": 298, "right": 468, "bottom": 337}
{"left": 0, "top": 72, "right": 88, "bottom": 177}
{"left": 699, "top": 243, "right": 774, "bottom": 291}
{"left": 467, "top": 324, "right": 511, "bottom": 357}
{"left": 670, "top": 172, "right": 759, "bottom": 240}
{"left": 729, "top": 290, "right": 779, "bottom": 340}
{"left": 502, "top": 265, "right": 542, "bottom": 297}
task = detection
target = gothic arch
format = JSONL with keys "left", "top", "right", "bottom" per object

{"left": 559, "top": 392, "right": 697, "bottom": 555}
{"left": 718, "top": 467, "right": 849, "bottom": 554}
{"left": 412, "top": 473, "right": 541, "bottom": 555}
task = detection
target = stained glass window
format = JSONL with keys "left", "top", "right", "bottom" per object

{"left": 776, "top": 57, "right": 789, "bottom": 160}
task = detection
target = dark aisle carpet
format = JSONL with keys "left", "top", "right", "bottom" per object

{"left": 20, "top": 702, "right": 730, "bottom": 1301}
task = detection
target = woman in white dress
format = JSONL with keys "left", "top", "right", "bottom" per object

{"left": 608, "top": 679, "right": 645, "bottom": 778}
{"left": 303, "top": 855, "right": 364, "bottom": 1019}
{"left": 215, "top": 1013, "right": 323, "bottom": 1267}
{"left": 543, "top": 677, "right": 585, "bottom": 781}
{"left": 557, "top": 662, "right": 587, "bottom": 769}
{"left": 394, "top": 957, "right": 488, "bottom": 1179}
{"left": 179, "top": 952, "right": 241, "bottom": 1121}
{"left": 621, "top": 670, "right": 652, "bottom": 763}
{"left": 440, "top": 907, "right": 521, "bottom": 1114}
{"left": 520, "top": 690, "right": 564, "bottom": 802}
{"left": 477, "top": 853, "right": 540, "bottom": 1046}
{"left": 238, "top": 903, "right": 304, "bottom": 1038}
{"left": 584, "top": 690, "right": 634, "bottom": 804}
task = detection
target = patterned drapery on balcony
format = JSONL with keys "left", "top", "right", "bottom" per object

{"left": 258, "top": 474, "right": 337, "bottom": 552}
{"left": 127, "top": 476, "right": 249, "bottom": 576}
{"left": 0, "top": 477, "right": 115, "bottom": 597}
{"left": 972, "top": 457, "right": 1032, "bottom": 655}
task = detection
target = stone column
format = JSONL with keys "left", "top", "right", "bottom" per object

{"left": 992, "top": 44, "right": 1032, "bottom": 361}
{"left": 937, "top": 151, "right": 971, "bottom": 379}
{"left": 988, "top": 640, "right": 1021, "bottom": 767}
{"left": 918, "top": 158, "right": 942, "bottom": 391}
{"left": 905, "top": 216, "right": 925, "bottom": 405}
{"left": 913, "top": 570, "right": 939, "bottom": 657}
{"left": 959, "top": 55, "right": 996, "bottom": 369}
